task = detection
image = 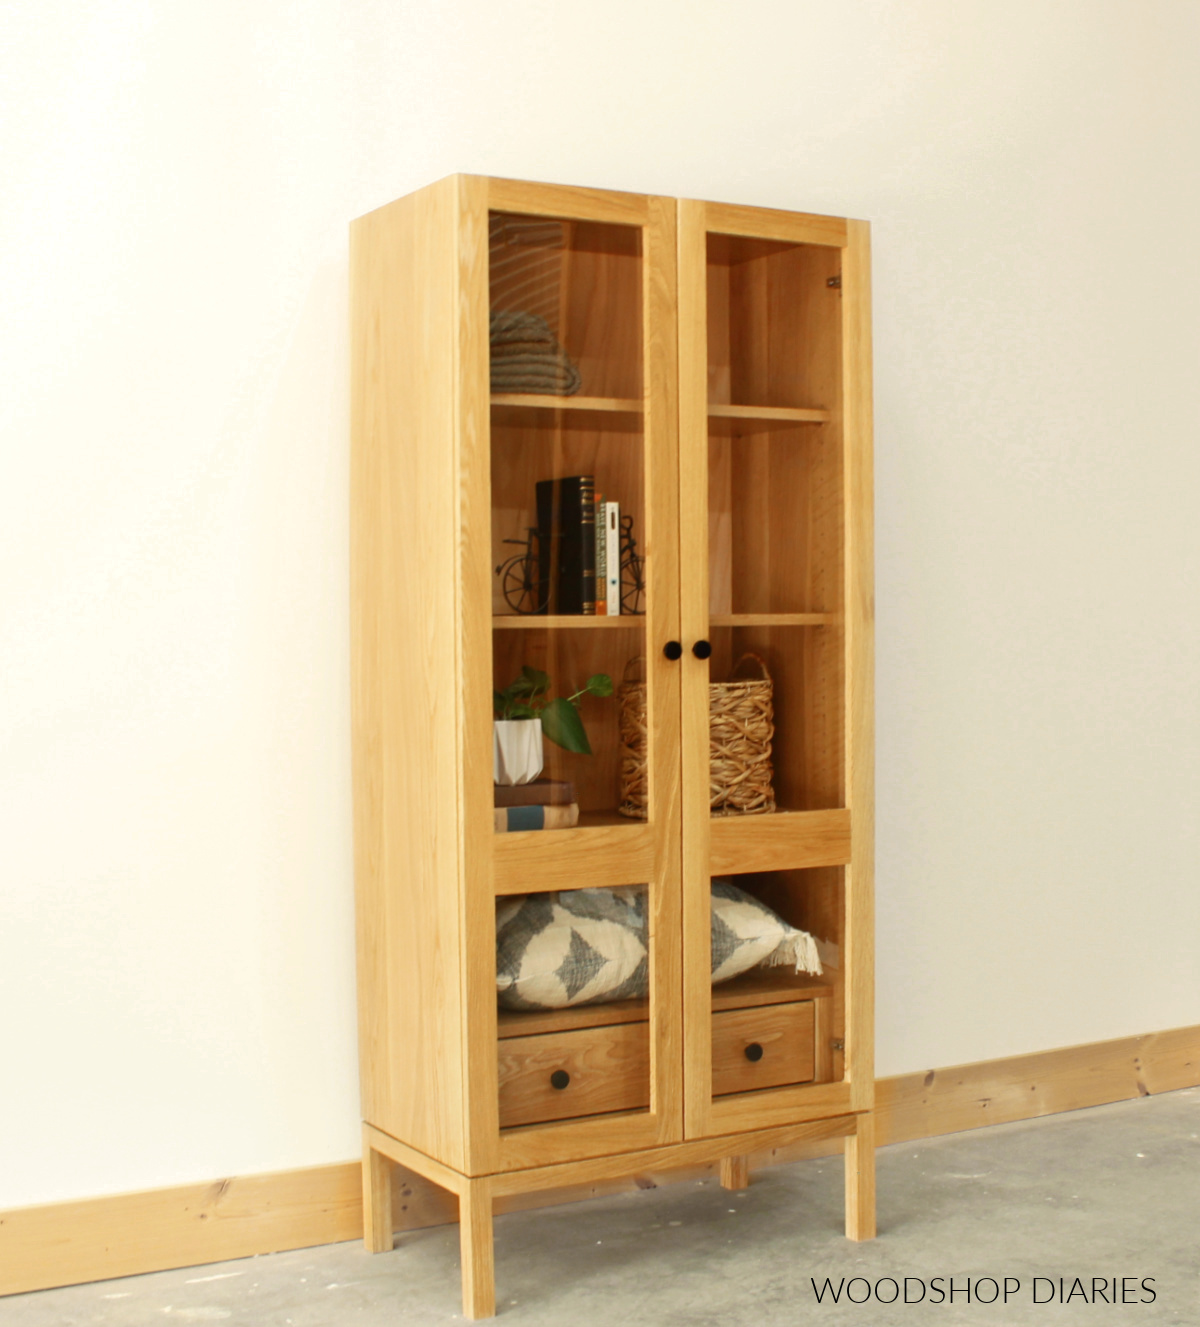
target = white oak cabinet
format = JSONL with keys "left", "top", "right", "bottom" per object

{"left": 350, "top": 176, "right": 875, "bottom": 1319}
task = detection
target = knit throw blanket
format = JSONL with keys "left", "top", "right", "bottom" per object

{"left": 490, "top": 310, "right": 581, "bottom": 396}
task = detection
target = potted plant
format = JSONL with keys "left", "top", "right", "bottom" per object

{"left": 493, "top": 666, "right": 613, "bottom": 785}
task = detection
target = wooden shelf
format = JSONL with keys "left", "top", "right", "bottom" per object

{"left": 710, "top": 613, "right": 833, "bottom": 627}
{"left": 493, "top": 614, "right": 644, "bottom": 630}
{"left": 497, "top": 967, "right": 834, "bottom": 1039}
{"left": 709, "top": 403, "right": 831, "bottom": 423}
{"left": 492, "top": 393, "right": 644, "bottom": 413}
{"left": 494, "top": 614, "right": 830, "bottom": 629}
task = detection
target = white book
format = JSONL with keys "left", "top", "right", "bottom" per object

{"left": 605, "top": 502, "right": 620, "bottom": 615}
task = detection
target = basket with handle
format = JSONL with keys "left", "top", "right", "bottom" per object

{"left": 617, "top": 652, "right": 776, "bottom": 819}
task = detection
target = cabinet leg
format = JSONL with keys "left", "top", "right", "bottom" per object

{"left": 459, "top": 1177, "right": 495, "bottom": 1320}
{"left": 363, "top": 1141, "right": 395, "bottom": 1252}
{"left": 362, "top": 1141, "right": 394, "bottom": 1254}
{"left": 844, "top": 1112, "right": 876, "bottom": 1241}
{"left": 719, "top": 1155, "right": 750, "bottom": 1191}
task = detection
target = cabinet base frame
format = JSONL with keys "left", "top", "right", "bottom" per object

{"left": 363, "top": 1113, "right": 875, "bottom": 1319}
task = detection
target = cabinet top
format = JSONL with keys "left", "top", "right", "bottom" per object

{"left": 353, "top": 174, "right": 864, "bottom": 245}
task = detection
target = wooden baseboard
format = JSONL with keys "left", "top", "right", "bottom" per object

{"left": 3, "top": 1023, "right": 1197, "bottom": 1297}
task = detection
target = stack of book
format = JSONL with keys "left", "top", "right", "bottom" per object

{"left": 535, "top": 475, "right": 620, "bottom": 616}
{"left": 493, "top": 778, "right": 580, "bottom": 832}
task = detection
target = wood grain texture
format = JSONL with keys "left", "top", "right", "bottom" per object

{"left": 498, "top": 1022, "right": 650, "bottom": 1127}
{"left": 709, "top": 808, "right": 852, "bottom": 874}
{"left": 706, "top": 1081, "right": 856, "bottom": 1135}
{"left": 492, "top": 615, "right": 639, "bottom": 630}
{"left": 458, "top": 174, "right": 505, "bottom": 1177}
{"left": 350, "top": 178, "right": 470, "bottom": 1170}
{"left": 491, "top": 812, "right": 655, "bottom": 894}
{"left": 0, "top": 1162, "right": 365, "bottom": 1297}
{"left": 709, "top": 403, "right": 831, "bottom": 422}
{"left": 676, "top": 198, "right": 717, "bottom": 1140}
{"left": 7, "top": 1026, "right": 1196, "bottom": 1297}
{"left": 719, "top": 1155, "right": 750, "bottom": 1190}
{"left": 362, "top": 1136, "right": 394, "bottom": 1253}
{"left": 842, "top": 219, "right": 875, "bottom": 1114}
{"left": 486, "top": 176, "right": 651, "bottom": 226}
{"left": 497, "top": 1106, "right": 682, "bottom": 1173}
{"left": 702, "top": 200, "right": 848, "bottom": 247}
{"left": 459, "top": 1178, "right": 495, "bottom": 1319}
{"left": 844, "top": 1110, "right": 876, "bottom": 1240}
{"left": 491, "top": 393, "right": 644, "bottom": 413}
{"left": 641, "top": 192, "right": 685, "bottom": 1143}
{"left": 496, "top": 970, "right": 833, "bottom": 1040}
{"left": 490, "top": 1115, "right": 857, "bottom": 1196}
{"left": 710, "top": 613, "right": 834, "bottom": 627}
{"left": 711, "top": 1002, "right": 815, "bottom": 1096}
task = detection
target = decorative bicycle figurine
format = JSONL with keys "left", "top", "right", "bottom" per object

{"left": 494, "top": 515, "right": 645, "bottom": 616}
{"left": 619, "top": 513, "right": 645, "bottom": 616}
{"left": 495, "top": 528, "right": 549, "bottom": 616}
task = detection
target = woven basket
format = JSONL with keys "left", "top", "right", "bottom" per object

{"left": 618, "top": 653, "right": 776, "bottom": 819}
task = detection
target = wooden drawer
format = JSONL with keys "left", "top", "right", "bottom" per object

{"left": 498, "top": 1021, "right": 650, "bottom": 1129}
{"left": 711, "top": 1001, "right": 815, "bottom": 1097}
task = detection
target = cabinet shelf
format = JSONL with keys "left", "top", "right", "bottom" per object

{"left": 709, "top": 613, "right": 833, "bottom": 627}
{"left": 709, "top": 403, "right": 831, "bottom": 424}
{"left": 493, "top": 615, "right": 643, "bottom": 630}
{"left": 494, "top": 613, "right": 828, "bottom": 630}
{"left": 496, "top": 967, "right": 835, "bottom": 1040}
{"left": 492, "top": 393, "right": 644, "bottom": 414}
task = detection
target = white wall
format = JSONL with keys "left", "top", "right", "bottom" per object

{"left": 3, "top": 0, "right": 1198, "bottom": 1209}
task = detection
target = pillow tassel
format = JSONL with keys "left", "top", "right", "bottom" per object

{"left": 764, "top": 929, "right": 823, "bottom": 977}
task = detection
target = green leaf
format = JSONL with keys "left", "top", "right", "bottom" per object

{"left": 520, "top": 666, "right": 550, "bottom": 696}
{"left": 493, "top": 689, "right": 507, "bottom": 717}
{"left": 505, "top": 702, "right": 536, "bottom": 721}
{"left": 540, "top": 696, "right": 592, "bottom": 755}
{"left": 585, "top": 673, "right": 614, "bottom": 698}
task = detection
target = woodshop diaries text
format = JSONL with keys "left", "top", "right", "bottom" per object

{"left": 809, "top": 1277, "right": 1157, "bottom": 1305}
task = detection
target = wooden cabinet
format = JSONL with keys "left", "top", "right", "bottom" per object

{"left": 351, "top": 176, "right": 874, "bottom": 1319}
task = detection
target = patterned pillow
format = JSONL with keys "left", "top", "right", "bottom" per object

{"left": 496, "top": 880, "right": 821, "bottom": 1012}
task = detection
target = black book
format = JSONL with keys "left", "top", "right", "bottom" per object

{"left": 535, "top": 475, "right": 596, "bottom": 614}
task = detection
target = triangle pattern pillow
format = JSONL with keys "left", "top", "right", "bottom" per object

{"left": 496, "top": 880, "right": 820, "bottom": 1012}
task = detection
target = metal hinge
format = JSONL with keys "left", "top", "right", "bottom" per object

{"left": 826, "top": 275, "right": 841, "bottom": 288}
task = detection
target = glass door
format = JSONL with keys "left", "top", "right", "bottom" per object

{"left": 472, "top": 181, "right": 683, "bottom": 1167}
{"left": 677, "top": 199, "right": 868, "bottom": 1139}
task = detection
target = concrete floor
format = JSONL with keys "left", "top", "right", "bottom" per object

{"left": 5, "top": 1090, "right": 1198, "bottom": 1326}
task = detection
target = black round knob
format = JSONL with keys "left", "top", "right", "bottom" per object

{"left": 692, "top": 639, "right": 712, "bottom": 660}
{"left": 744, "top": 1042, "right": 764, "bottom": 1063}
{"left": 663, "top": 640, "right": 683, "bottom": 661}
{"left": 550, "top": 1069, "right": 571, "bottom": 1090}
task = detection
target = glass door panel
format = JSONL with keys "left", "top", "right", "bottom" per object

{"left": 482, "top": 184, "right": 682, "bottom": 1163}
{"left": 495, "top": 884, "right": 653, "bottom": 1132}
{"left": 679, "top": 202, "right": 852, "bottom": 1136}
{"left": 488, "top": 211, "right": 652, "bottom": 826}
{"left": 702, "top": 229, "right": 846, "bottom": 813}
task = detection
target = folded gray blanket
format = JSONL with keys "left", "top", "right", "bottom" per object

{"left": 490, "top": 310, "right": 582, "bottom": 396}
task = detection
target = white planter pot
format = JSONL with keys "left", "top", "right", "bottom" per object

{"left": 493, "top": 718, "right": 544, "bottom": 786}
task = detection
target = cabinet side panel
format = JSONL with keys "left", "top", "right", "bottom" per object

{"left": 351, "top": 183, "right": 467, "bottom": 1169}
{"left": 842, "top": 219, "right": 875, "bottom": 1110}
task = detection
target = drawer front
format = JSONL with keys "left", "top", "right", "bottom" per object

{"left": 498, "top": 1021, "right": 650, "bottom": 1129}
{"left": 711, "top": 1001, "right": 815, "bottom": 1097}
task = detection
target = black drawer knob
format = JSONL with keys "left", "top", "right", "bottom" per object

{"left": 744, "top": 1042, "right": 764, "bottom": 1063}
{"left": 550, "top": 1069, "right": 571, "bottom": 1090}
{"left": 692, "top": 639, "right": 712, "bottom": 659}
{"left": 663, "top": 640, "right": 683, "bottom": 660}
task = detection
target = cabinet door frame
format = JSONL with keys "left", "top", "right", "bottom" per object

{"left": 676, "top": 198, "right": 875, "bottom": 1139}
{"left": 457, "top": 177, "right": 686, "bottom": 1172}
